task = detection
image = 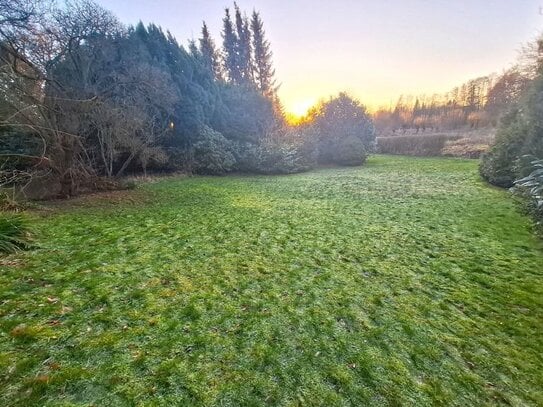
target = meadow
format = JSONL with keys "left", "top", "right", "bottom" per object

{"left": 1, "top": 155, "right": 542, "bottom": 406}
{"left": 376, "top": 128, "right": 495, "bottom": 158}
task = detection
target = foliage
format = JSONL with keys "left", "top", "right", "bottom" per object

{"left": 233, "top": 4, "right": 253, "bottom": 84}
{"left": 304, "top": 93, "right": 375, "bottom": 166}
{"left": 236, "top": 139, "right": 314, "bottom": 174}
{"left": 513, "top": 156, "right": 543, "bottom": 233}
{"left": 234, "top": 140, "right": 310, "bottom": 174}
{"left": 331, "top": 134, "right": 368, "bottom": 166}
{"left": 213, "top": 83, "right": 277, "bottom": 144}
{"left": 480, "top": 71, "right": 543, "bottom": 187}
{"left": 479, "top": 108, "right": 529, "bottom": 186}
{"left": 251, "top": 10, "right": 276, "bottom": 97}
{"left": 0, "top": 213, "right": 31, "bottom": 253}
{"left": 0, "top": 0, "right": 282, "bottom": 199}
{"left": 221, "top": 7, "right": 240, "bottom": 84}
{"left": 191, "top": 127, "right": 235, "bottom": 175}
{"left": 1, "top": 156, "right": 542, "bottom": 405}
{"left": 230, "top": 141, "right": 260, "bottom": 172}
{"left": 199, "top": 22, "right": 222, "bottom": 80}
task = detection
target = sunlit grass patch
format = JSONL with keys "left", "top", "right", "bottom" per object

{"left": 0, "top": 155, "right": 542, "bottom": 406}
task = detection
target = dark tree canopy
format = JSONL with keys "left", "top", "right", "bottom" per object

{"left": 0, "top": 0, "right": 379, "bottom": 200}
{"left": 221, "top": 7, "right": 240, "bottom": 84}
{"left": 199, "top": 21, "right": 222, "bottom": 81}
{"left": 234, "top": 3, "right": 253, "bottom": 84}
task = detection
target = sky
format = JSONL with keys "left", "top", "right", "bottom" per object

{"left": 95, "top": 0, "right": 542, "bottom": 116}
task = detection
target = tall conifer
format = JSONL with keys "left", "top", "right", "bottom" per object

{"left": 222, "top": 8, "right": 240, "bottom": 83}
{"left": 234, "top": 3, "right": 253, "bottom": 84}
{"left": 251, "top": 10, "right": 275, "bottom": 96}
{"left": 199, "top": 21, "right": 222, "bottom": 80}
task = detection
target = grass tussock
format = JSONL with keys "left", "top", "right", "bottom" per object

{"left": 441, "top": 138, "right": 490, "bottom": 158}
{"left": 0, "top": 213, "right": 32, "bottom": 254}
{"left": 0, "top": 155, "right": 542, "bottom": 406}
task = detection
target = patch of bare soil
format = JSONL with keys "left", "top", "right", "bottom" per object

{"left": 36, "top": 188, "right": 152, "bottom": 214}
{"left": 0, "top": 257, "right": 25, "bottom": 267}
{"left": 34, "top": 173, "right": 189, "bottom": 213}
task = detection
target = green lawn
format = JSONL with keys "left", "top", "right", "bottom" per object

{"left": 1, "top": 155, "right": 542, "bottom": 406}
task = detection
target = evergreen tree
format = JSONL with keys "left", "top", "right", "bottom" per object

{"left": 234, "top": 3, "right": 253, "bottom": 84}
{"left": 251, "top": 10, "right": 275, "bottom": 96}
{"left": 306, "top": 93, "right": 375, "bottom": 166}
{"left": 188, "top": 38, "right": 199, "bottom": 58}
{"left": 199, "top": 21, "right": 222, "bottom": 80}
{"left": 222, "top": 7, "right": 241, "bottom": 83}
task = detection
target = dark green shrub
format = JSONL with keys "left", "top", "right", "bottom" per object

{"left": 513, "top": 157, "right": 543, "bottom": 234}
{"left": 212, "top": 84, "right": 277, "bottom": 144}
{"left": 232, "top": 140, "right": 315, "bottom": 174}
{"left": 0, "top": 214, "right": 31, "bottom": 254}
{"left": 479, "top": 108, "right": 530, "bottom": 187}
{"left": 191, "top": 126, "right": 236, "bottom": 175}
{"left": 164, "top": 148, "right": 193, "bottom": 173}
{"left": 331, "top": 135, "right": 367, "bottom": 166}
{"left": 480, "top": 74, "right": 543, "bottom": 187}
{"left": 231, "top": 142, "right": 261, "bottom": 173}
{"left": 256, "top": 141, "right": 315, "bottom": 174}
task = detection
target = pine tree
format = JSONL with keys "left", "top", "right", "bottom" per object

{"left": 199, "top": 21, "right": 222, "bottom": 80}
{"left": 251, "top": 10, "right": 275, "bottom": 96}
{"left": 234, "top": 3, "right": 253, "bottom": 84}
{"left": 188, "top": 38, "right": 199, "bottom": 58}
{"left": 222, "top": 7, "right": 241, "bottom": 83}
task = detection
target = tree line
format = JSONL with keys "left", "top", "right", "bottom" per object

{"left": 373, "top": 64, "right": 533, "bottom": 135}
{"left": 478, "top": 36, "right": 543, "bottom": 233}
{"left": 480, "top": 36, "right": 543, "bottom": 186}
{"left": 0, "top": 0, "right": 375, "bottom": 199}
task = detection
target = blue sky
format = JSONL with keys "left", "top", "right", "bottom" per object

{"left": 96, "top": 0, "right": 542, "bottom": 114}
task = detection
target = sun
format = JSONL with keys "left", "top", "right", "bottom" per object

{"left": 285, "top": 98, "right": 316, "bottom": 122}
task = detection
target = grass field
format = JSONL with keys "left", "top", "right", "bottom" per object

{"left": 1, "top": 155, "right": 542, "bottom": 406}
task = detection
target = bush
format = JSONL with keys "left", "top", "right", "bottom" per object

{"left": 377, "top": 134, "right": 462, "bottom": 156}
{"left": 331, "top": 135, "right": 367, "bottom": 166}
{"left": 479, "top": 109, "right": 530, "bottom": 187}
{"left": 164, "top": 148, "right": 193, "bottom": 173}
{"left": 231, "top": 142, "right": 260, "bottom": 173}
{"left": 0, "top": 214, "right": 31, "bottom": 254}
{"left": 257, "top": 141, "right": 315, "bottom": 174}
{"left": 191, "top": 126, "right": 236, "bottom": 175}
{"left": 513, "top": 157, "right": 543, "bottom": 233}
{"left": 480, "top": 74, "right": 543, "bottom": 187}
{"left": 232, "top": 139, "right": 315, "bottom": 174}
{"left": 305, "top": 93, "right": 375, "bottom": 166}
